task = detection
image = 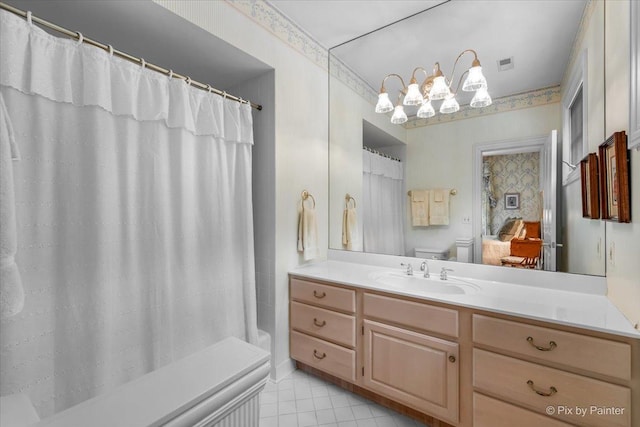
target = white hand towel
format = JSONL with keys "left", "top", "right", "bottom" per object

{"left": 0, "top": 91, "right": 24, "bottom": 319}
{"left": 429, "top": 189, "right": 450, "bottom": 225}
{"left": 297, "top": 204, "right": 318, "bottom": 261}
{"left": 410, "top": 190, "right": 430, "bottom": 226}
{"left": 342, "top": 207, "right": 358, "bottom": 250}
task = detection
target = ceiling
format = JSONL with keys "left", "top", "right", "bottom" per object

{"left": 271, "top": 0, "right": 587, "bottom": 108}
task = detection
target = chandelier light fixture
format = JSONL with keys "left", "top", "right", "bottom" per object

{"left": 375, "top": 49, "right": 492, "bottom": 124}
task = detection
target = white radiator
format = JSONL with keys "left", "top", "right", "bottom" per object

{"left": 31, "top": 337, "right": 270, "bottom": 427}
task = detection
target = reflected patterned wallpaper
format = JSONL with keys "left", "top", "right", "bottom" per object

{"left": 486, "top": 152, "right": 541, "bottom": 234}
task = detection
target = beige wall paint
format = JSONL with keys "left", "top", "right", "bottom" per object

{"left": 404, "top": 104, "right": 560, "bottom": 257}
{"left": 154, "top": 0, "right": 329, "bottom": 378}
{"left": 604, "top": 0, "right": 640, "bottom": 328}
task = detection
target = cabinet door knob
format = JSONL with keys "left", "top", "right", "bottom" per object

{"left": 313, "top": 349, "right": 326, "bottom": 359}
{"left": 313, "top": 318, "right": 326, "bottom": 327}
{"left": 313, "top": 290, "right": 326, "bottom": 299}
{"left": 527, "top": 380, "right": 557, "bottom": 396}
{"left": 448, "top": 355, "right": 456, "bottom": 363}
{"left": 527, "top": 336, "right": 557, "bottom": 351}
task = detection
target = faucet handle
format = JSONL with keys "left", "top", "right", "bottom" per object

{"left": 440, "top": 267, "right": 453, "bottom": 280}
{"left": 400, "top": 262, "right": 413, "bottom": 275}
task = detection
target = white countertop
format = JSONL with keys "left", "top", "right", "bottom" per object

{"left": 289, "top": 260, "right": 640, "bottom": 339}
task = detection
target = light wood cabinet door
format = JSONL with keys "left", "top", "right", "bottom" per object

{"left": 362, "top": 320, "right": 459, "bottom": 424}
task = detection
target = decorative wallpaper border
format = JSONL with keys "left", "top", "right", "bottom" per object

{"left": 561, "top": 0, "right": 597, "bottom": 90}
{"left": 405, "top": 86, "right": 562, "bottom": 129}
{"left": 225, "top": 0, "right": 328, "bottom": 69}
{"left": 226, "top": 0, "right": 562, "bottom": 127}
{"left": 329, "top": 54, "right": 379, "bottom": 105}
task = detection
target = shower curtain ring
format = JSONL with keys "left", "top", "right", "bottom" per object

{"left": 206, "top": 84, "right": 213, "bottom": 93}
{"left": 168, "top": 70, "right": 174, "bottom": 80}
{"left": 222, "top": 91, "right": 227, "bottom": 99}
{"left": 140, "top": 58, "right": 146, "bottom": 69}
{"left": 76, "top": 32, "right": 84, "bottom": 45}
{"left": 186, "top": 77, "right": 192, "bottom": 86}
{"left": 26, "top": 11, "right": 32, "bottom": 25}
{"left": 107, "top": 45, "right": 114, "bottom": 56}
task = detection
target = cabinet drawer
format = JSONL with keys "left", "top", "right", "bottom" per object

{"left": 473, "top": 314, "right": 631, "bottom": 381}
{"left": 290, "top": 278, "right": 356, "bottom": 313}
{"left": 473, "top": 349, "right": 631, "bottom": 427}
{"left": 291, "top": 301, "right": 356, "bottom": 347}
{"left": 363, "top": 293, "right": 458, "bottom": 338}
{"left": 290, "top": 331, "right": 356, "bottom": 382}
{"left": 474, "top": 393, "right": 573, "bottom": 427}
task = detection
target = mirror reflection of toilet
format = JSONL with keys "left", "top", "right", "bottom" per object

{"left": 0, "top": 394, "right": 40, "bottom": 427}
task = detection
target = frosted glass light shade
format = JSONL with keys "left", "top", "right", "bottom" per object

{"left": 417, "top": 100, "right": 435, "bottom": 118}
{"left": 470, "top": 87, "right": 492, "bottom": 108}
{"left": 462, "top": 66, "right": 487, "bottom": 91}
{"left": 403, "top": 83, "right": 423, "bottom": 106}
{"left": 375, "top": 92, "right": 394, "bottom": 113}
{"left": 439, "top": 95, "right": 460, "bottom": 114}
{"left": 390, "top": 105, "right": 408, "bottom": 124}
{"left": 429, "top": 75, "right": 450, "bottom": 100}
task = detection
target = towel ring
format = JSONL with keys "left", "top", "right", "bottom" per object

{"left": 345, "top": 194, "right": 356, "bottom": 209}
{"left": 301, "top": 190, "right": 316, "bottom": 209}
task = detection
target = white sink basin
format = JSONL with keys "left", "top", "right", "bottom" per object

{"left": 368, "top": 271, "right": 481, "bottom": 295}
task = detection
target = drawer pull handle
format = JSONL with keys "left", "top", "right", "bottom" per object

{"left": 527, "top": 336, "right": 557, "bottom": 351}
{"left": 313, "top": 290, "right": 326, "bottom": 299}
{"left": 313, "top": 350, "right": 326, "bottom": 359}
{"left": 313, "top": 318, "right": 326, "bottom": 327}
{"left": 527, "top": 380, "right": 557, "bottom": 397}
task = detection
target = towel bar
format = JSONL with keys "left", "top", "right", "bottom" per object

{"left": 408, "top": 189, "right": 457, "bottom": 196}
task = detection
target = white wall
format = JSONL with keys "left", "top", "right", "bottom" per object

{"left": 404, "top": 104, "right": 560, "bottom": 258}
{"left": 561, "top": 0, "right": 607, "bottom": 276}
{"left": 604, "top": 0, "right": 640, "bottom": 328}
{"left": 329, "top": 74, "right": 406, "bottom": 251}
{"left": 154, "top": 0, "right": 329, "bottom": 379}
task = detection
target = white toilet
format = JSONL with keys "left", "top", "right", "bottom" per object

{"left": 414, "top": 247, "right": 450, "bottom": 260}
{"left": 0, "top": 394, "right": 40, "bottom": 427}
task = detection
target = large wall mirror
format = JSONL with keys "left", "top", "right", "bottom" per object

{"left": 329, "top": 0, "right": 607, "bottom": 276}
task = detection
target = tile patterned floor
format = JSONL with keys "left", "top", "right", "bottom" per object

{"left": 259, "top": 369, "right": 428, "bottom": 427}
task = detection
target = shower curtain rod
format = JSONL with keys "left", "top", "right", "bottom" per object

{"left": 0, "top": 2, "right": 263, "bottom": 111}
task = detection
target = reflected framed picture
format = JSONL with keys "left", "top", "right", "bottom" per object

{"left": 598, "top": 131, "right": 631, "bottom": 222}
{"left": 504, "top": 193, "right": 520, "bottom": 210}
{"left": 580, "top": 153, "right": 600, "bottom": 219}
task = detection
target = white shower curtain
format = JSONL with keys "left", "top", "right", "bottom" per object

{"left": 362, "top": 150, "right": 405, "bottom": 255}
{"left": 0, "top": 10, "right": 257, "bottom": 417}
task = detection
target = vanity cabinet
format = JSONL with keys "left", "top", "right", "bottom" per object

{"left": 289, "top": 273, "right": 637, "bottom": 427}
{"left": 289, "top": 277, "right": 460, "bottom": 425}
{"left": 472, "top": 314, "right": 632, "bottom": 427}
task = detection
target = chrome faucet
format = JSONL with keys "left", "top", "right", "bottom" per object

{"left": 440, "top": 267, "right": 453, "bottom": 280}
{"left": 401, "top": 263, "right": 413, "bottom": 276}
{"left": 420, "top": 260, "right": 430, "bottom": 278}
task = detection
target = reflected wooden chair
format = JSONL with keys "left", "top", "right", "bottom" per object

{"left": 500, "top": 238, "right": 543, "bottom": 269}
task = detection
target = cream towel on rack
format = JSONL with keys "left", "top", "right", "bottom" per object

{"left": 0, "top": 92, "right": 24, "bottom": 319}
{"left": 410, "top": 190, "right": 430, "bottom": 226}
{"left": 298, "top": 204, "right": 318, "bottom": 261}
{"left": 429, "top": 189, "right": 450, "bottom": 225}
{"left": 342, "top": 207, "right": 359, "bottom": 250}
